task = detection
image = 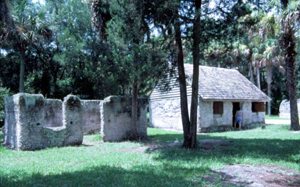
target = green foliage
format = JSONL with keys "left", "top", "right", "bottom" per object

{"left": 0, "top": 0, "right": 299, "bottom": 115}
{"left": 0, "top": 87, "right": 11, "bottom": 126}
{"left": 105, "top": 0, "right": 169, "bottom": 95}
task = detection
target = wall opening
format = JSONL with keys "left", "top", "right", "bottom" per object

{"left": 213, "top": 102, "right": 223, "bottom": 115}
{"left": 232, "top": 102, "right": 240, "bottom": 128}
{"left": 252, "top": 102, "right": 265, "bottom": 112}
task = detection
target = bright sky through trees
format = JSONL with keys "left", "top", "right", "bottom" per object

{"left": 32, "top": 0, "right": 45, "bottom": 5}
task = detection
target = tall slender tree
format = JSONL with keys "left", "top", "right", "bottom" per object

{"left": 188, "top": 0, "right": 202, "bottom": 149}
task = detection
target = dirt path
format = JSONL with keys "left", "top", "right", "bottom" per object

{"left": 199, "top": 164, "right": 300, "bottom": 187}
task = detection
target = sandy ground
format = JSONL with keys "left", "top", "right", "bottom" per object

{"left": 265, "top": 119, "right": 290, "bottom": 125}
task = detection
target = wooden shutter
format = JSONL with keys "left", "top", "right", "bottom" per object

{"left": 252, "top": 102, "right": 265, "bottom": 112}
{"left": 213, "top": 102, "right": 223, "bottom": 114}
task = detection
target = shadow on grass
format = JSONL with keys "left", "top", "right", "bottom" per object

{"left": 0, "top": 164, "right": 210, "bottom": 187}
{"left": 146, "top": 133, "right": 300, "bottom": 165}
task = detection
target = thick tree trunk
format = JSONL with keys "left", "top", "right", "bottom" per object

{"left": 286, "top": 59, "right": 299, "bottom": 130}
{"left": 19, "top": 46, "right": 25, "bottom": 93}
{"left": 131, "top": 80, "right": 139, "bottom": 139}
{"left": 174, "top": 9, "right": 191, "bottom": 145}
{"left": 188, "top": 0, "right": 202, "bottom": 149}
{"left": 282, "top": 27, "right": 300, "bottom": 130}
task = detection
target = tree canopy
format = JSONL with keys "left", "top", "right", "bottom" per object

{"left": 0, "top": 0, "right": 300, "bottom": 136}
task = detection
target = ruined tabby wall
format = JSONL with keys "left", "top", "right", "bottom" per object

{"left": 100, "top": 96, "right": 147, "bottom": 142}
{"left": 279, "top": 99, "right": 300, "bottom": 118}
{"left": 4, "top": 94, "right": 148, "bottom": 150}
{"left": 3, "top": 94, "right": 83, "bottom": 150}
{"left": 81, "top": 100, "right": 101, "bottom": 134}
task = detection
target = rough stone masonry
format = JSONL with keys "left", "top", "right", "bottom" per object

{"left": 3, "top": 93, "right": 83, "bottom": 150}
{"left": 3, "top": 93, "right": 148, "bottom": 150}
{"left": 81, "top": 100, "right": 102, "bottom": 134}
{"left": 100, "top": 96, "right": 147, "bottom": 141}
{"left": 279, "top": 99, "right": 300, "bottom": 118}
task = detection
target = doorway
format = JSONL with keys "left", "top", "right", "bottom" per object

{"left": 232, "top": 102, "right": 240, "bottom": 128}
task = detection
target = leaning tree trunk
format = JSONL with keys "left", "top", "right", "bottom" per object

{"left": 131, "top": 80, "right": 139, "bottom": 139}
{"left": 188, "top": 0, "right": 202, "bottom": 149}
{"left": 174, "top": 8, "right": 191, "bottom": 145}
{"left": 282, "top": 27, "right": 300, "bottom": 130}
{"left": 19, "top": 46, "right": 25, "bottom": 93}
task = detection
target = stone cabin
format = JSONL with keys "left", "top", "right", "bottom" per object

{"left": 149, "top": 64, "right": 271, "bottom": 132}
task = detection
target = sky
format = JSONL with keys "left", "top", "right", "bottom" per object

{"left": 32, "top": 0, "right": 45, "bottom": 5}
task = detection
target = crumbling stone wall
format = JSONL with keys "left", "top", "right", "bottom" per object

{"left": 81, "top": 100, "right": 101, "bottom": 134}
{"left": 3, "top": 93, "right": 83, "bottom": 150}
{"left": 62, "top": 95, "right": 83, "bottom": 145}
{"left": 279, "top": 99, "right": 300, "bottom": 118}
{"left": 44, "top": 99, "right": 63, "bottom": 127}
{"left": 100, "top": 96, "right": 147, "bottom": 141}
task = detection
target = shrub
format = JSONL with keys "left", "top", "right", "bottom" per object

{"left": 0, "top": 87, "right": 11, "bottom": 128}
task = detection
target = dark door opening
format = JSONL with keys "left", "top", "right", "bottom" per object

{"left": 232, "top": 102, "right": 240, "bottom": 128}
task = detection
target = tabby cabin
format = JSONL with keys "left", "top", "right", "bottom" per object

{"left": 149, "top": 64, "right": 271, "bottom": 133}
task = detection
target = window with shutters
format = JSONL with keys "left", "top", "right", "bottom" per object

{"left": 252, "top": 102, "right": 265, "bottom": 112}
{"left": 213, "top": 102, "right": 223, "bottom": 115}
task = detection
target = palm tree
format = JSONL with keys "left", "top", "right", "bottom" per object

{"left": 258, "top": 14, "right": 280, "bottom": 116}
{"left": 252, "top": 53, "right": 263, "bottom": 89}
{"left": 260, "top": 42, "right": 285, "bottom": 116}
{"left": 1, "top": 0, "right": 52, "bottom": 93}
{"left": 275, "top": 0, "right": 300, "bottom": 130}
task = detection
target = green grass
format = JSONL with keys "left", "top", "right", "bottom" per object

{"left": 1, "top": 125, "right": 300, "bottom": 187}
{"left": 265, "top": 115, "right": 289, "bottom": 120}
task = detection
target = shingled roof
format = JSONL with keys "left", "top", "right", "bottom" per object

{"left": 150, "top": 64, "right": 271, "bottom": 102}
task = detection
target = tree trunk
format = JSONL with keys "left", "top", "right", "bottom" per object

{"left": 266, "top": 65, "right": 272, "bottom": 116}
{"left": 174, "top": 8, "right": 191, "bottom": 145}
{"left": 267, "top": 83, "right": 271, "bottom": 116}
{"left": 283, "top": 29, "right": 300, "bottom": 130}
{"left": 286, "top": 58, "right": 299, "bottom": 130}
{"left": 0, "top": 0, "right": 11, "bottom": 25}
{"left": 248, "top": 48, "right": 254, "bottom": 83}
{"left": 188, "top": 0, "right": 202, "bottom": 149}
{"left": 19, "top": 46, "right": 25, "bottom": 93}
{"left": 256, "top": 67, "right": 261, "bottom": 90}
{"left": 249, "top": 63, "right": 254, "bottom": 83}
{"left": 278, "top": 0, "right": 299, "bottom": 131}
{"left": 131, "top": 80, "right": 139, "bottom": 139}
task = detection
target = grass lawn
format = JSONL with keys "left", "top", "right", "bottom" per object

{"left": 1, "top": 125, "right": 300, "bottom": 187}
{"left": 265, "top": 115, "right": 289, "bottom": 120}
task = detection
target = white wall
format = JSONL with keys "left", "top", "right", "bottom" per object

{"left": 199, "top": 100, "right": 232, "bottom": 132}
